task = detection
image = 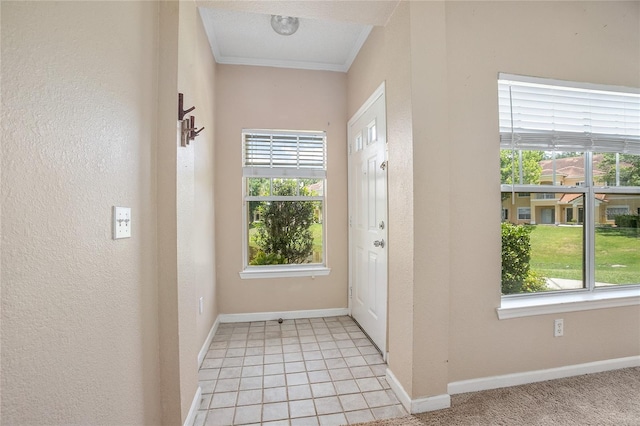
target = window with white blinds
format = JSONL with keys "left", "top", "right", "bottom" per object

{"left": 241, "top": 129, "right": 328, "bottom": 276}
{"left": 498, "top": 74, "right": 640, "bottom": 299}
{"left": 498, "top": 73, "right": 640, "bottom": 155}
{"left": 243, "top": 130, "right": 327, "bottom": 178}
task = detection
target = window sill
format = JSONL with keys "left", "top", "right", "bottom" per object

{"left": 497, "top": 287, "right": 640, "bottom": 320}
{"left": 239, "top": 266, "right": 331, "bottom": 280}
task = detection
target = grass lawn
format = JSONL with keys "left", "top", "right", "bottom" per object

{"left": 529, "top": 225, "right": 639, "bottom": 285}
{"left": 310, "top": 223, "right": 323, "bottom": 259}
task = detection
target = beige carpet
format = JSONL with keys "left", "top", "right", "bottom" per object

{"left": 353, "top": 367, "right": 640, "bottom": 426}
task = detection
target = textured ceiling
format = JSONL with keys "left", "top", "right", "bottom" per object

{"left": 197, "top": 1, "right": 400, "bottom": 25}
{"left": 197, "top": 1, "right": 399, "bottom": 72}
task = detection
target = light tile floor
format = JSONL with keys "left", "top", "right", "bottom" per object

{"left": 194, "top": 316, "right": 407, "bottom": 426}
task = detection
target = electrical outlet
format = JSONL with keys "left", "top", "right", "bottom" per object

{"left": 554, "top": 319, "right": 564, "bottom": 337}
{"left": 113, "top": 207, "right": 131, "bottom": 239}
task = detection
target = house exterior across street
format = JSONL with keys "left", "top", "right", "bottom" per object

{"left": 502, "top": 154, "right": 640, "bottom": 225}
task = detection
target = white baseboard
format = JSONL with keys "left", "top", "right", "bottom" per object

{"left": 183, "top": 386, "right": 202, "bottom": 426}
{"left": 218, "top": 308, "right": 349, "bottom": 323}
{"left": 448, "top": 355, "right": 640, "bottom": 395}
{"left": 386, "top": 368, "right": 451, "bottom": 414}
{"left": 385, "top": 356, "right": 639, "bottom": 414}
{"left": 198, "top": 316, "right": 220, "bottom": 367}
{"left": 411, "top": 393, "right": 452, "bottom": 413}
{"left": 385, "top": 368, "right": 411, "bottom": 412}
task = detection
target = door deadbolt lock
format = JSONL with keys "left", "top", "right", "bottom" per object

{"left": 379, "top": 221, "right": 385, "bottom": 230}
{"left": 373, "top": 239, "right": 385, "bottom": 248}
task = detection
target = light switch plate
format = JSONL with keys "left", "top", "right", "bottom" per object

{"left": 113, "top": 207, "right": 131, "bottom": 239}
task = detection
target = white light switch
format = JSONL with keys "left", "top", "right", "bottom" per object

{"left": 113, "top": 207, "right": 131, "bottom": 239}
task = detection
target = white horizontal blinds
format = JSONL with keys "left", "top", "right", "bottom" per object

{"left": 243, "top": 130, "right": 326, "bottom": 178}
{"left": 499, "top": 74, "right": 640, "bottom": 155}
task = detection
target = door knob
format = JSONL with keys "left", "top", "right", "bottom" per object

{"left": 373, "top": 239, "right": 385, "bottom": 248}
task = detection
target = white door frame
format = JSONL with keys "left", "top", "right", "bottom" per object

{"left": 347, "top": 82, "right": 388, "bottom": 356}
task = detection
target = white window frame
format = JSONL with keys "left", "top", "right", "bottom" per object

{"left": 497, "top": 74, "right": 640, "bottom": 318}
{"left": 517, "top": 207, "right": 531, "bottom": 220}
{"left": 535, "top": 193, "right": 556, "bottom": 200}
{"left": 605, "top": 206, "right": 630, "bottom": 221}
{"left": 240, "top": 129, "right": 330, "bottom": 279}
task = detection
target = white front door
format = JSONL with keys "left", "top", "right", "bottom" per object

{"left": 348, "top": 84, "right": 387, "bottom": 355}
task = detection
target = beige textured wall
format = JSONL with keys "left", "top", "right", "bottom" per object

{"left": 443, "top": 1, "right": 640, "bottom": 383}
{"left": 408, "top": 1, "right": 451, "bottom": 398}
{"left": 177, "top": 0, "right": 220, "bottom": 418}
{"left": 176, "top": 0, "right": 199, "bottom": 418}
{"left": 158, "top": 1, "right": 219, "bottom": 422}
{"left": 2, "top": 1, "right": 218, "bottom": 424}
{"left": 348, "top": 0, "right": 640, "bottom": 402}
{"left": 194, "top": 6, "right": 219, "bottom": 373}
{"left": 347, "top": 1, "right": 416, "bottom": 397}
{"left": 157, "top": 2, "right": 182, "bottom": 422}
{"left": 1, "top": 2, "right": 161, "bottom": 424}
{"left": 0, "top": 3, "right": 3, "bottom": 421}
{"left": 215, "top": 65, "right": 348, "bottom": 314}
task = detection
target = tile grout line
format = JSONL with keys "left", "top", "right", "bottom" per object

{"left": 197, "top": 316, "right": 405, "bottom": 426}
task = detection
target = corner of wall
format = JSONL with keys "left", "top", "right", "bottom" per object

{"left": 386, "top": 368, "right": 451, "bottom": 414}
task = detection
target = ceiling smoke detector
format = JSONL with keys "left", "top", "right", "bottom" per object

{"left": 271, "top": 15, "right": 300, "bottom": 36}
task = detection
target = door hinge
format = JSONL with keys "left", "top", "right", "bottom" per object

{"left": 349, "top": 216, "right": 352, "bottom": 227}
{"left": 349, "top": 287, "right": 353, "bottom": 298}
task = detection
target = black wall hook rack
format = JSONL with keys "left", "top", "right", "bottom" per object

{"left": 180, "top": 119, "right": 192, "bottom": 147}
{"left": 178, "top": 93, "right": 204, "bottom": 147}
{"left": 189, "top": 116, "right": 205, "bottom": 140}
{"left": 178, "top": 93, "right": 195, "bottom": 121}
